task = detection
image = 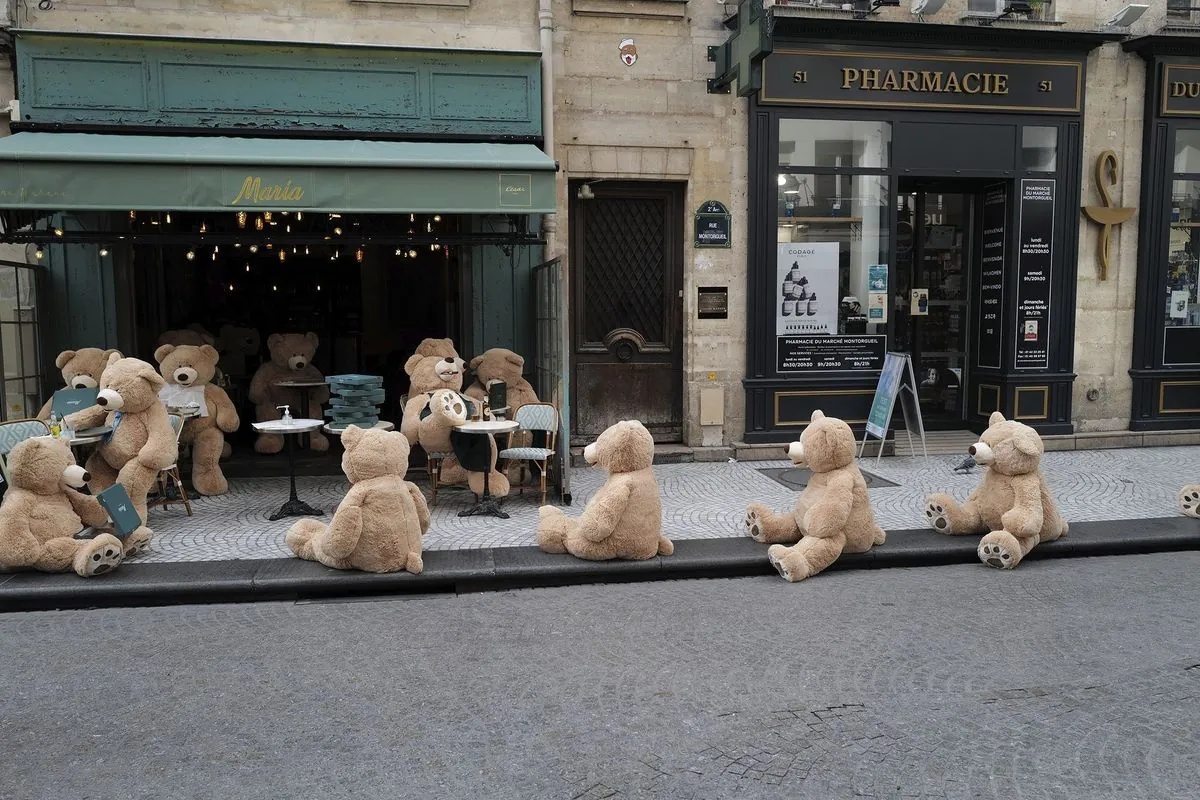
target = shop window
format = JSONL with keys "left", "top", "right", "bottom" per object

{"left": 779, "top": 120, "right": 891, "bottom": 170}
{"left": 776, "top": 173, "right": 889, "bottom": 336}
{"left": 1168, "top": 179, "right": 1200, "bottom": 337}
{"left": 1175, "top": 130, "right": 1200, "bottom": 174}
{"left": 1021, "top": 126, "right": 1057, "bottom": 173}
{"left": 0, "top": 262, "right": 42, "bottom": 421}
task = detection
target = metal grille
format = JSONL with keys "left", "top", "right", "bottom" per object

{"left": 581, "top": 197, "right": 666, "bottom": 344}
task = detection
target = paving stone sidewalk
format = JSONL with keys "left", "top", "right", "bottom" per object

{"left": 134, "top": 445, "right": 1200, "bottom": 564}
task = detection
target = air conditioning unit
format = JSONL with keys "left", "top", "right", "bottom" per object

{"left": 965, "top": 0, "right": 1005, "bottom": 15}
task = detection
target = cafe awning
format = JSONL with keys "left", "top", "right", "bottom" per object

{"left": 0, "top": 132, "right": 558, "bottom": 214}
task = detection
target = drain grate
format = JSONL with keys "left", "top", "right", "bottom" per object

{"left": 758, "top": 467, "right": 899, "bottom": 490}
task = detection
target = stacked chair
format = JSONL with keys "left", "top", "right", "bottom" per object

{"left": 324, "top": 374, "right": 385, "bottom": 432}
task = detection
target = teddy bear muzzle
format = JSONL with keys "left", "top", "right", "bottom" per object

{"left": 173, "top": 367, "right": 198, "bottom": 386}
{"left": 95, "top": 388, "right": 124, "bottom": 410}
{"left": 71, "top": 375, "right": 98, "bottom": 389}
{"left": 787, "top": 441, "right": 806, "bottom": 466}
{"left": 583, "top": 442, "right": 599, "bottom": 465}
{"left": 288, "top": 355, "right": 308, "bottom": 370}
{"left": 968, "top": 441, "right": 993, "bottom": 465}
{"left": 435, "top": 358, "right": 461, "bottom": 381}
{"left": 63, "top": 464, "right": 90, "bottom": 488}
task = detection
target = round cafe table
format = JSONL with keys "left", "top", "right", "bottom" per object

{"left": 274, "top": 379, "right": 327, "bottom": 448}
{"left": 453, "top": 419, "right": 519, "bottom": 519}
{"left": 252, "top": 418, "right": 325, "bottom": 521}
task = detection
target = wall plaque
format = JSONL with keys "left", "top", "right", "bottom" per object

{"left": 698, "top": 286, "right": 728, "bottom": 319}
{"left": 1161, "top": 64, "right": 1200, "bottom": 117}
{"left": 694, "top": 200, "right": 732, "bottom": 248}
{"left": 760, "top": 48, "right": 1083, "bottom": 113}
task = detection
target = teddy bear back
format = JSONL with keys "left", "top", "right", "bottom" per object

{"left": 593, "top": 420, "right": 655, "bottom": 473}
{"left": 341, "top": 425, "right": 411, "bottom": 484}
{"left": 799, "top": 411, "right": 857, "bottom": 473}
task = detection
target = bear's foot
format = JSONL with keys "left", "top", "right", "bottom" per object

{"left": 925, "top": 498, "right": 953, "bottom": 533}
{"left": 536, "top": 506, "right": 568, "bottom": 554}
{"left": 121, "top": 527, "right": 152, "bottom": 558}
{"left": 405, "top": 552, "right": 424, "bottom": 575}
{"left": 745, "top": 504, "right": 771, "bottom": 543}
{"left": 767, "top": 544, "right": 808, "bottom": 583}
{"left": 191, "top": 469, "right": 228, "bottom": 497}
{"left": 436, "top": 390, "right": 469, "bottom": 423}
{"left": 1180, "top": 485, "right": 1200, "bottom": 519}
{"left": 285, "top": 519, "right": 326, "bottom": 561}
{"left": 309, "top": 432, "right": 330, "bottom": 452}
{"left": 657, "top": 536, "right": 674, "bottom": 557}
{"left": 73, "top": 534, "right": 124, "bottom": 577}
{"left": 978, "top": 531, "right": 1023, "bottom": 570}
{"left": 255, "top": 433, "right": 284, "bottom": 455}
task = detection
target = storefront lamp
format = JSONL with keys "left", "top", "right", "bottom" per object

{"left": 99, "top": 247, "right": 109, "bottom": 257}
{"left": 34, "top": 247, "right": 43, "bottom": 260}
{"left": 408, "top": 249, "right": 418, "bottom": 258}
{"left": 186, "top": 249, "right": 195, "bottom": 261}
{"left": 249, "top": 245, "right": 259, "bottom": 254}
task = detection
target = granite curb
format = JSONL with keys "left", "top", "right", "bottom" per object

{"left": 2, "top": 516, "right": 1196, "bottom": 611}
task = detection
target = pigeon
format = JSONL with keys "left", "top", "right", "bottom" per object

{"left": 952, "top": 454, "right": 976, "bottom": 474}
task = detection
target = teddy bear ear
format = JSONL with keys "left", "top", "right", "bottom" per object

{"left": 139, "top": 361, "right": 166, "bottom": 389}
{"left": 1013, "top": 432, "right": 1042, "bottom": 457}
{"left": 341, "top": 424, "right": 364, "bottom": 448}
{"left": 404, "top": 354, "right": 423, "bottom": 377}
{"left": 988, "top": 411, "right": 1006, "bottom": 427}
{"left": 810, "top": 409, "right": 826, "bottom": 422}
{"left": 505, "top": 351, "right": 525, "bottom": 368}
{"left": 267, "top": 333, "right": 283, "bottom": 349}
{"left": 469, "top": 354, "right": 484, "bottom": 370}
{"left": 153, "top": 344, "right": 175, "bottom": 364}
{"left": 55, "top": 350, "right": 76, "bottom": 370}
{"left": 103, "top": 348, "right": 123, "bottom": 361}
{"left": 305, "top": 331, "right": 319, "bottom": 349}
{"left": 199, "top": 344, "right": 220, "bottom": 363}
{"left": 106, "top": 351, "right": 122, "bottom": 369}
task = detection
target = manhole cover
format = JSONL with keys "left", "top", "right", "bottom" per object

{"left": 758, "top": 467, "right": 899, "bottom": 490}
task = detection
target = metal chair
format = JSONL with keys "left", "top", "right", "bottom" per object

{"left": 423, "top": 394, "right": 482, "bottom": 505}
{"left": 149, "top": 413, "right": 193, "bottom": 516}
{"left": 0, "top": 418, "right": 52, "bottom": 486}
{"left": 497, "top": 402, "right": 559, "bottom": 506}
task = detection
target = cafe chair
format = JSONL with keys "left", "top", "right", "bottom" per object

{"left": 424, "top": 395, "right": 482, "bottom": 505}
{"left": 0, "top": 418, "right": 52, "bottom": 486}
{"left": 149, "top": 414, "right": 193, "bottom": 517}
{"left": 497, "top": 402, "right": 559, "bottom": 506}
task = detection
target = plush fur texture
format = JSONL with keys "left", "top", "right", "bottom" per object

{"left": 536, "top": 419, "right": 671, "bottom": 561}
{"left": 156, "top": 325, "right": 217, "bottom": 349}
{"left": 417, "top": 389, "right": 509, "bottom": 497}
{"left": 400, "top": 338, "right": 466, "bottom": 446}
{"left": 217, "top": 324, "right": 261, "bottom": 379}
{"left": 0, "top": 436, "right": 132, "bottom": 576}
{"left": 37, "top": 347, "right": 121, "bottom": 419}
{"left": 925, "top": 411, "right": 1068, "bottom": 570}
{"left": 286, "top": 425, "right": 429, "bottom": 574}
{"left": 248, "top": 332, "right": 330, "bottom": 454}
{"left": 745, "top": 410, "right": 887, "bottom": 582}
{"left": 154, "top": 343, "right": 240, "bottom": 496}
{"left": 1179, "top": 485, "right": 1200, "bottom": 518}
{"left": 463, "top": 348, "right": 539, "bottom": 413}
{"left": 64, "top": 354, "right": 176, "bottom": 552}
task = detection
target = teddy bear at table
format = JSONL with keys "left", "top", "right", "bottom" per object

{"left": 463, "top": 347, "right": 539, "bottom": 415}
{"left": 286, "top": 425, "right": 430, "bottom": 574}
{"left": 156, "top": 325, "right": 218, "bottom": 349}
{"left": 1178, "top": 484, "right": 1200, "bottom": 518}
{"left": 248, "top": 332, "right": 330, "bottom": 454}
{"left": 745, "top": 409, "right": 887, "bottom": 583}
{"left": 418, "top": 388, "right": 509, "bottom": 498}
{"left": 399, "top": 338, "right": 466, "bottom": 446}
{"left": 537, "top": 419, "right": 672, "bottom": 561}
{"left": 63, "top": 353, "right": 176, "bottom": 552}
{"left": 0, "top": 436, "right": 131, "bottom": 577}
{"left": 217, "top": 323, "right": 261, "bottom": 380}
{"left": 925, "top": 411, "right": 1069, "bottom": 570}
{"left": 37, "top": 347, "right": 122, "bottom": 420}
{"left": 154, "top": 343, "right": 240, "bottom": 496}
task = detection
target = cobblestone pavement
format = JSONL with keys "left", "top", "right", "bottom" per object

{"left": 135, "top": 445, "right": 1200, "bottom": 563}
{"left": 3, "top": 553, "right": 1198, "bottom": 799}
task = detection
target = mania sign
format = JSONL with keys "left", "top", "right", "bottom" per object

{"left": 230, "top": 175, "right": 306, "bottom": 205}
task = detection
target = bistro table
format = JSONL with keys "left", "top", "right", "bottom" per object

{"left": 454, "top": 419, "right": 519, "bottom": 519}
{"left": 61, "top": 425, "right": 112, "bottom": 449}
{"left": 274, "top": 379, "right": 327, "bottom": 448}
{"left": 322, "top": 420, "right": 395, "bottom": 436}
{"left": 252, "top": 418, "right": 325, "bottom": 521}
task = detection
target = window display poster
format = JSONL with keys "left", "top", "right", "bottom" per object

{"left": 1014, "top": 179, "right": 1054, "bottom": 369}
{"left": 1170, "top": 290, "right": 1190, "bottom": 320}
{"left": 910, "top": 288, "right": 929, "bottom": 316}
{"left": 777, "top": 242, "right": 839, "bottom": 337}
{"left": 868, "top": 291, "right": 888, "bottom": 323}
{"left": 868, "top": 264, "right": 888, "bottom": 292}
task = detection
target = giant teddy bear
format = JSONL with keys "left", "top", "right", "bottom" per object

{"left": 418, "top": 388, "right": 509, "bottom": 498}
{"left": 745, "top": 410, "right": 886, "bottom": 583}
{"left": 925, "top": 411, "right": 1068, "bottom": 570}
{"left": 37, "top": 347, "right": 121, "bottom": 420}
{"left": 63, "top": 353, "right": 176, "bottom": 550}
{"left": 248, "top": 332, "right": 330, "bottom": 454}
{"left": 154, "top": 343, "right": 240, "bottom": 496}
{"left": 463, "top": 347, "right": 539, "bottom": 415}
{"left": 1179, "top": 485, "right": 1199, "bottom": 518}
{"left": 217, "top": 323, "right": 261, "bottom": 380}
{"left": 286, "top": 425, "right": 429, "bottom": 574}
{"left": 156, "top": 325, "right": 217, "bottom": 349}
{"left": 536, "top": 419, "right": 672, "bottom": 561}
{"left": 400, "top": 337, "right": 466, "bottom": 446}
{"left": 0, "top": 436, "right": 130, "bottom": 576}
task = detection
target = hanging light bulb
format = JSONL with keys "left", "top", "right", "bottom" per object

{"left": 408, "top": 249, "right": 417, "bottom": 258}
{"left": 426, "top": 222, "right": 433, "bottom": 233}
{"left": 296, "top": 212, "right": 303, "bottom": 221}
{"left": 99, "top": 246, "right": 109, "bottom": 257}
{"left": 249, "top": 244, "right": 259, "bottom": 254}
{"left": 212, "top": 251, "right": 217, "bottom": 262}
{"left": 199, "top": 221, "right": 208, "bottom": 234}
{"left": 236, "top": 211, "right": 247, "bottom": 229}
{"left": 316, "top": 284, "right": 321, "bottom": 291}
{"left": 54, "top": 228, "right": 63, "bottom": 237}
{"left": 409, "top": 213, "right": 415, "bottom": 222}
{"left": 333, "top": 227, "right": 343, "bottom": 236}
{"left": 245, "top": 263, "right": 250, "bottom": 273}
{"left": 292, "top": 247, "right": 298, "bottom": 255}
{"left": 234, "top": 243, "right": 241, "bottom": 249}
{"left": 255, "top": 216, "right": 264, "bottom": 231}
{"left": 266, "top": 243, "right": 273, "bottom": 250}
{"left": 279, "top": 249, "right": 286, "bottom": 263}
{"left": 355, "top": 248, "right": 364, "bottom": 263}
{"left": 34, "top": 247, "right": 44, "bottom": 260}
{"left": 213, "top": 245, "right": 220, "bottom": 254}
{"left": 433, "top": 215, "right": 441, "bottom": 222}
{"left": 430, "top": 244, "right": 439, "bottom": 252}
{"left": 273, "top": 284, "right": 278, "bottom": 292}
{"left": 304, "top": 246, "right": 310, "bottom": 256}
{"left": 128, "top": 210, "right": 137, "bottom": 220}
{"left": 263, "top": 212, "right": 272, "bottom": 222}
{"left": 286, "top": 225, "right": 291, "bottom": 233}
{"left": 394, "top": 248, "right": 403, "bottom": 257}
{"left": 186, "top": 249, "right": 196, "bottom": 261}
{"left": 228, "top": 284, "right": 234, "bottom": 292}
{"left": 165, "top": 213, "right": 172, "bottom": 224}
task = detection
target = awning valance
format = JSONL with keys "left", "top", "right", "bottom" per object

{"left": 0, "top": 133, "right": 558, "bottom": 214}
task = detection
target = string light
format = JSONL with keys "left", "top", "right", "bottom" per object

{"left": 430, "top": 244, "right": 439, "bottom": 251}
{"left": 316, "top": 284, "right": 321, "bottom": 291}
{"left": 212, "top": 250, "right": 217, "bottom": 262}
{"left": 330, "top": 213, "right": 341, "bottom": 219}
{"left": 408, "top": 249, "right": 417, "bottom": 258}
{"left": 355, "top": 248, "right": 364, "bottom": 263}
{"left": 199, "top": 221, "right": 208, "bottom": 234}
{"left": 273, "top": 284, "right": 278, "bottom": 292}
{"left": 99, "top": 247, "right": 109, "bottom": 257}
{"left": 263, "top": 212, "right": 272, "bottom": 222}
{"left": 249, "top": 244, "right": 259, "bottom": 254}
{"left": 53, "top": 228, "right": 63, "bottom": 237}
{"left": 333, "top": 227, "right": 343, "bottom": 236}
{"left": 236, "top": 211, "right": 247, "bottom": 229}
{"left": 286, "top": 225, "right": 291, "bottom": 233}
{"left": 409, "top": 214, "right": 415, "bottom": 222}
{"left": 433, "top": 215, "right": 441, "bottom": 222}
{"left": 394, "top": 248, "right": 403, "bottom": 257}
{"left": 296, "top": 212, "right": 303, "bottom": 221}
{"left": 255, "top": 217, "right": 264, "bottom": 231}
{"left": 304, "top": 246, "right": 310, "bottom": 255}
{"left": 129, "top": 210, "right": 137, "bottom": 220}
{"left": 186, "top": 249, "right": 195, "bottom": 261}
{"left": 426, "top": 222, "right": 432, "bottom": 233}
{"left": 165, "top": 213, "right": 172, "bottom": 224}
{"left": 228, "top": 284, "right": 234, "bottom": 292}
{"left": 245, "top": 263, "right": 250, "bottom": 273}
{"left": 34, "top": 247, "right": 44, "bottom": 260}
{"left": 279, "top": 249, "right": 286, "bottom": 263}
{"left": 213, "top": 245, "right": 220, "bottom": 254}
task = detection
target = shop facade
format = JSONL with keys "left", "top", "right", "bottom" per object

{"left": 1124, "top": 34, "right": 1200, "bottom": 432}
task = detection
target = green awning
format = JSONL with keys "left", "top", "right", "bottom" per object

{"left": 0, "top": 132, "right": 557, "bottom": 214}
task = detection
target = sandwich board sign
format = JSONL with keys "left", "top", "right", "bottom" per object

{"left": 859, "top": 351, "right": 928, "bottom": 466}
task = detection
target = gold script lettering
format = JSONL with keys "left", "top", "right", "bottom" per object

{"left": 231, "top": 176, "right": 305, "bottom": 206}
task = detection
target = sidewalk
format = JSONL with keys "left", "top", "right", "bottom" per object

{"left": 2, "top": 445, "right": 1197, "bottom": 610}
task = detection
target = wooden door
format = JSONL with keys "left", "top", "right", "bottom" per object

{"left": 569, "top": 181, "right": 684, "bottom": 444}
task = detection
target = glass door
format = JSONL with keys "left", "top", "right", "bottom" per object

{"left": 894, "top": 188, "right": 971, "bottom": 427}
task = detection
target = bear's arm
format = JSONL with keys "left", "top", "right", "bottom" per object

{"left": 36, "top": 398, "right": 52, "bottom": 420}
{"left": 135, "top": 412, "right": 179, "bottom": 472}
{"left": 205, "top": 385, "right": 240, "bottom": 433}
{"left": 247, "top": 364, "right": 274, "bottom": 405}
{"left": 578, "top": 477, "right": 633, "bottom": 542}
{"left": 999, "top": 474, "right": 1044, "bottom": 538}
{"left": 321, "top": 499, "right": 365, "bottom": 561}
{"left": 64, "top": 405, "right": 109, "bottom": 431}
{"left": 66, "top": 488, "right": 109, "bottom": 528}
{"left": 800, "top": 472, "right": 856, "bottom": 538}
{"left": 406, "top": 482, "right": 431, "bottom": 535}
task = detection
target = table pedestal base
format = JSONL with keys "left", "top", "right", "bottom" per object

{"left": 457, "top": 494, "right": 509, "bottom": 519}
{"left": 269, "top": 498, "right": 324, "bottom": 522}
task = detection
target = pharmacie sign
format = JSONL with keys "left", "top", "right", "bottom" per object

{"left": 760, "top": 49, "right": 1083, "bottom": 113}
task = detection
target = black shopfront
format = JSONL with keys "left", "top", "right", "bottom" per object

{"left": 1124, "top": 35, "right": 1200, "bottom": 431}
{"left": 737, "top": 20, "right": 1118, "bottom": 443}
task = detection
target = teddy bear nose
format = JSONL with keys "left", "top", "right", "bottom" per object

{"left": 968, "top": 445, "right": 977, "bottom": 456}
{"left": 82, "top": 471, "right": 91, "bottom": 482}
{"left": 443, "top": 357, "right": 454, "bottom": 364}
{"left": 96, "top": 395, "right": 108, "bottom": 406}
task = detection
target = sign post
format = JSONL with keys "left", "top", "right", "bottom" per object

{"left": 859, "top": 351, "right": 928, "bottom": 466}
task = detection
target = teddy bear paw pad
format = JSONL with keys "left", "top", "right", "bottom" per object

{"left": 767, "top": 547, "right": 792, "bottom": 581}
{"left": 745, "top": 509, "right": 767, "bottom": 542}
{"left": 83, "top": 542, "right": 123, "bottom": 576}
{"left": 1181, "top": 488, "right": 1200, "bottom": 518}
{"left": 440, "top": 393, "right": 467, "bottom": 422}
{"left": 925, "top": 501, "right": 951, "bottom": 532}
{"left": 978, "top": 542, "right": 1016, "bottom": 570}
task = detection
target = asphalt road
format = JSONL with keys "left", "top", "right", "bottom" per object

{"left": 2, "top": 553, "right": 1199, "bottom": 800}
